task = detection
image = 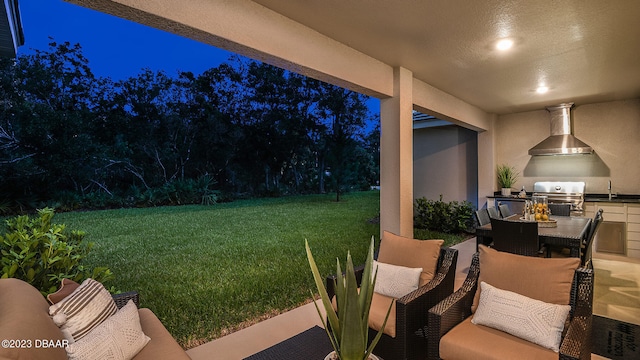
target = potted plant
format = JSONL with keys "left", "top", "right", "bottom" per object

{"left": 497, "top": 164, "right": 519, "bottom": 196}
{"left": 305, "top": 238, "right": 391, "bottom": 360}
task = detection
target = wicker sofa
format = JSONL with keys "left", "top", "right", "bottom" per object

{"left": 0, "top": 278, "right": 191, "bottom": 360}
{"left": 427, "top": 247, "right": 594, "bottom": 360}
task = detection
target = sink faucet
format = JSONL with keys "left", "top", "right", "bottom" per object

{"left": 608, "top": 180, "right": 612, "bottom": 200}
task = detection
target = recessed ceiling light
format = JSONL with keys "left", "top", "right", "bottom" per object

{"left": 496, "top": 39, "right": 514, "bottom": 51}
{"left": 536, "top": 86, "right": 549, "bottom": 94}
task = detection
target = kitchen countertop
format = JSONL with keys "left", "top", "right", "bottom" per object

{"left": 488, "top": 192, "right": 541, "bottom": 200}
{"left": 488, "top": 192, "right": 640, "bottom": 203}
{"left": 584, "top": 194, "right": 640, "bottom": 203}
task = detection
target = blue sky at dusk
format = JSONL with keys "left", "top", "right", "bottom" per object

{"left": 18, "top": 0, "right": 234, "bottom": 81}
{"left": 18, "top": 0, "right": 379, "bottom": 117}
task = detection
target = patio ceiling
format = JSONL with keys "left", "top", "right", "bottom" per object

{"left": 65, "top": 0, "right": 640, "bottom": 116}
{"left": 252, "top": 0, "right": 640, "bottom": 115}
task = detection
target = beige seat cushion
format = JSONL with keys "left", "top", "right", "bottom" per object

{"left": 331, "top": 291, "right": 397, "bottom": 338}
{"left": 471, "top": 245, "right": 580, "bottom": 312}
{"left": 440, "top": 317, "right": 557, "bottom": 360}
{"left": 377, "top": 231, "right": 443, "bottom": 286}
{"left": 369, "top": 292, "right": 396, "bottom": 338}
{"left": 0, "top": 278, "right": 68, "bottom": 360}
{"left": 134, "top": 308, "right": 191, "bottom": 360}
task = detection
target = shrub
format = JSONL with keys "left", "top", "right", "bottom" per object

{"left": 414, "top": 195, "right": 474, "bottom": 233}
{"left": 82, "top": 191, "right": 123, "bottom": 209}
{"left": 0, "top": 207, "right": 113, "bottom": 296}
{"left": 50, "top": 190, "right": 82, "bottom": 212}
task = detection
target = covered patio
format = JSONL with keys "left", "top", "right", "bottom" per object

{"left": 65, "top": 0, "right": 640, "bottom": 238}
{"left": 184, "top": 238, "right": 640, "bottom": 359}
{"left": 60, "top": 1, "right": 640, "bottom": 358}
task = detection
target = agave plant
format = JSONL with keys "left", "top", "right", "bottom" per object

{"left": 305, "top": 237, "right": 391, "bottom": 360}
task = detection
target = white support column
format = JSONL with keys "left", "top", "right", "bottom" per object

{"left": 477, "top": 116, "right": 497, "bottom": 209}
{"left": 380, "top": 67, "right": 414, "bottom": 238}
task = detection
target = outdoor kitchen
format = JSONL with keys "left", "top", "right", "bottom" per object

{"left": 490, "top": 100, "right": 640, "bottom": 259}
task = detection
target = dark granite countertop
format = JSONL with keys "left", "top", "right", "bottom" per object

{"left": 584, "top": 194, "right": 640, "bottom": 203}
{"left": 488, "top": 192, "right": 533, "bottom": 200}
{"left": 488, "top": 193, "right": 640, "bottom": 204}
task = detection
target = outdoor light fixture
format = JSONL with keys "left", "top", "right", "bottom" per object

{"left": 536, "top": 85, "right": 549, "bottom": 94}
{"left": 496, "top": 38, "right": 514, "bottom": 51}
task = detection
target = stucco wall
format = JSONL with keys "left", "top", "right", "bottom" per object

{"left": 413, "top": 125, "right": 478, "bottom": 208}
{"left": 494, "top": 99, "right": 640, "bottom": 195}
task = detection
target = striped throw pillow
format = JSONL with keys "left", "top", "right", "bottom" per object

{"left": 49, "top": 278, "right": 118, "bottom": 342}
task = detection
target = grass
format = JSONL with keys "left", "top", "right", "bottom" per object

{"left": 53, "top": 191, "right": 471, "bottom": 349}
{"left": 414, "top": 228, "right": 475, "bottom": 247}
{"left": 55, "top": 191, "right": 380, "bottom": 348}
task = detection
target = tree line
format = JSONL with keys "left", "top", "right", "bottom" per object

{"left": 0, "top": 41, "right": 379, "bottom": 214}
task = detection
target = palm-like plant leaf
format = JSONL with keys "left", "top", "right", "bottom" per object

{"left": 305, "top": 240, "right": 341, "bottom": 347}
{"left": 340, "top": 251, "right": 366, "bottom": 358}
{"left": 306, "top": 238, "right": 391, "bottom": 360}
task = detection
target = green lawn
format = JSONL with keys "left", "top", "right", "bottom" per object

{"left": 55, "top": 191, "right": 381, "bottom": 348}
{"left": 54, "top": 191, "right": 469, "bottom": 349}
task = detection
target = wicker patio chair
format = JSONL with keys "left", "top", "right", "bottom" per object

{"left": 549, "top": 203, "right": 572, "bottom": 216}
{"left": 498, "top": 203, "right": 513, "bottom": 218}
{"left": 326, "top": 242, "right": 458, "bottom": 360}
{"left": 113, "top": 291, "right": 140, "bottom": 309}
{"left": 581, "top": 208, "right": 604, "bottom": 268}
{"left": 548, "top": 208, "right": 603, "bottom": 265}
{"left": 474, "top": 209, "right": 491, "bottom": 227}
{"left": 490, "top": 217, "right": 540, "bottom": 257}
{"left": 487, "top": 207, "right": 500, "bottom": 219}
{"left": 427, "top": 250, "right": 594, "bottom": 360}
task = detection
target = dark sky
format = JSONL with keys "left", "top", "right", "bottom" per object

{"left": 17, "top": 0, "right": 379, "bottom": 116}
{"left": 18, "top": 0, "right": 233, "bottom": 81}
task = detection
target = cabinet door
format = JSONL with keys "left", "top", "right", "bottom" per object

{"left": 628, "top": 205, "right": 640, "bottom": 258}
{"left": 595, "top": 221, "right": 626, "bottom": 255}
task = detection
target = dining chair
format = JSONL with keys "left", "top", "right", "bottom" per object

{"left": 487, "top": 207, "right": 500, "bottom": 219}
{"left": 581, "top": 208, "right": 604, "bottom": 268}
{"left": 489, "top": 217, "right": 539, "bottom": 257}
{"left": 498, "top": 203, "right": 513, "bottom": 218}
{"left": 474, "top": 209, "right": 491, "bottom": 227}
{"left": 548, "top": 203, "right": 571, "bottom": 216}
{"left": 548, "top": 208, "right": 604, "bottom": 263}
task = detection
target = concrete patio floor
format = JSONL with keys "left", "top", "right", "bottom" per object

{"left": 185, "top": 238, "right": 640, "bottom": 360}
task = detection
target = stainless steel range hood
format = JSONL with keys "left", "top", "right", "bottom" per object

{"left": 528, "top": 103, "right": 594, "bottom": 156}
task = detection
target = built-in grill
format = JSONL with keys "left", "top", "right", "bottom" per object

{"left": 533, "top": 181, "right": 586, "bottom": 216}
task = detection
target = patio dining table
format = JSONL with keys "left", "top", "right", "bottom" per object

{"left": 475, "top": 214, "right": 592, "bottom": 257}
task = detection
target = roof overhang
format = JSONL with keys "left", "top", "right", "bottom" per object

{"left": 0, "top": 0, "right": 24, "bottom": 58}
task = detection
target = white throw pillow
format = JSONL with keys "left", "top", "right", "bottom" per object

{"left": 372, "top": 260, "right": 422, "bottom": 298}
{"left": 49, "top": 278, "right": 118, "bottom": 342}
{"left": 65, "top": 300, "right": 150, "bottom": 360}
{"left": 472, "top": 281, "right": 571, "bottom": 352}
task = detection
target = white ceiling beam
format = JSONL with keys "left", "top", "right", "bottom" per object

{"left": 66, "top": 0, "right": 492, "bottom": 130}
{"left": 66, "top": 0, "right": 394, "bottom": 99}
